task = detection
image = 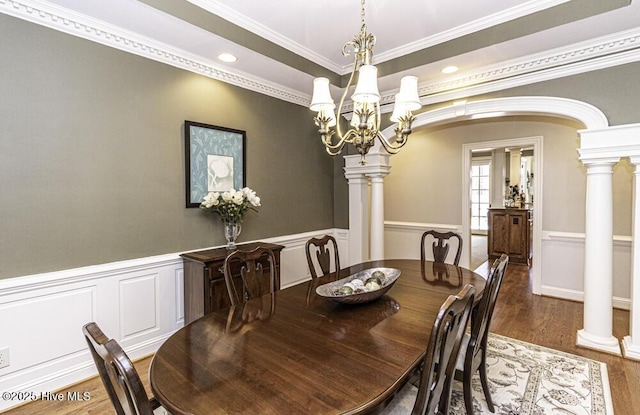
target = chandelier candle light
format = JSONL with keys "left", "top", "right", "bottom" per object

{"left": 310, "top": 0, "right": 422, "bottom": 164}
{"left": 200, "top": 187, "right": 261, "bottom": 250}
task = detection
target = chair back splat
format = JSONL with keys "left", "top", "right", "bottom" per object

{"left": 82, "top": 322, "right": 161, "bottom": 415}
{"left": 305, "top": 235, "right": 340, "bottom": 279}
{"left": 413, "top": 284, "right": 475, "bottom": 415}
{"left": 421, "top": 230, "right": 463, "bottom": 265}
{"left": 459, "top": 253, "right": 509, "bottom": 415}
{"left": 224, "top": 245, "right": 279, "bottom": 306}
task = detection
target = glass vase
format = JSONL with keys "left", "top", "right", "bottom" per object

{"left": 223, "top": 222, "right": 242, "bottom": 251}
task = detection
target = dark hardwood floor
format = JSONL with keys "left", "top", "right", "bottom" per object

{"left": 488, "top": 262, "right": 640, "bottom": 415}
{"left": 2, "top": 262, "right": 638, "bottom": 414}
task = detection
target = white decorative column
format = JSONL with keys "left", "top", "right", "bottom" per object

{"left": 623, "top": 157, "right": 640, "bottom": 360}
{"left": 344, "top": 151, "right": 391, "bottom": 264}
{"left": 576, "top": 158, "right": 621, "bottom": 355}
{"left": 344, "top": 167, "right": 369, "bottom": 265}
{"left": 368, "top": 174, "right": 385, "bottom": 260}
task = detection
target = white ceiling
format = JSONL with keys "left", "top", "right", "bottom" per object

{"left": 4, "top": 0, "right": 640, "bottom": 107}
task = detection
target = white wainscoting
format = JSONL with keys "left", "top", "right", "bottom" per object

{"left": 0, "top": 228, "right": 348, "bottom": 411}
{"left": 383, "top": 222, "right": 632, "bottom": 311}
{"left": 263, "top": 228, "right": 349, "bottom": 289}
{"left": 384, "top": 221, "right": 462, "bottom": 262}
{"left": 541, "top": 231, "right": 631, "bottom": 310}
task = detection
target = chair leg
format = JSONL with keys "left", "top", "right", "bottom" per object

{"left": 479, "top": 362, "right": 495, "bottom": 413}
{"left": 463, "top": 370, "right": 474, "bottom": 415}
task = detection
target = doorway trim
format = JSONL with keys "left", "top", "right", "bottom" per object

{"left": 463, "top": 136, "right": 543, "bottom": 294}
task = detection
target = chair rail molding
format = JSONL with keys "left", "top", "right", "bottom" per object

{"left": 376, "top": 96, "right": 607, "bottom": 297}
{"left": 0, "top": 228, "right": 348, "bottom": 411}
{"left": 377, "top": 95, "right": 640, "bottom": 358}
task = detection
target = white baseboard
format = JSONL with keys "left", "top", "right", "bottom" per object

{"left": 0, "top": 228, "right": 348, "bottom": 411}
{"left": 540, "top": 285, "right": 631, "bottom": 310}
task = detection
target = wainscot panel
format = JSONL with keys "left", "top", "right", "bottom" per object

{"left": 0, "top": 228, "right": 348, "bottom": 411}
{"left": 384, "top": 221, "right": 463, "bottom": 263}
{"left": 540, "top": 231, "right": 631, "bottom": 310}
{"left": 384, "top": 224, "right": 632, "bottom": 310}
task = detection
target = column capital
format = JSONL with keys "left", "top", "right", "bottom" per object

{"left": 343, "top": 153, "right": 392, "bottom": 180}
{"left": 577, "top": 153, "right": 620, "bottom": 167}
{"left": 365, "top": 171, "right": 391, "bottom": 180}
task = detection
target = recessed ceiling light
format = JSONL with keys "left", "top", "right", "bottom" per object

{"left": 441, "top": 65, "right": 459, "bottom": 74}
{"left": 218, "top": 53, "right": 238, "bottom": 63}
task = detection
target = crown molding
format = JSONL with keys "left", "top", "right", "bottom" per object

{"left": 0, "top": 0, "right": 311, "bottom": 106}
{"left": 374, "top": 0, "right": 569, "bottom": 64}
{"left": 2, "top": 0, "right": 639, "bottom": 110}
{"left": 343, "top": 27, "right": 640, "bottom": 114}
{"left": 190, "top": 0, "right": 569, "bottom": 74}
{"left": 417, "top": 27, "right": 640, "bottom": 100}
{"left": 186, "top": 0, "right": 342, "bottom": 74}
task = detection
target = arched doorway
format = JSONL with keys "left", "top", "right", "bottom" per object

{"left": 378, "top": 95, "right": 608, "bottom": 295}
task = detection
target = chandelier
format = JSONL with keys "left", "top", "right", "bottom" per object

{"left": 310, "top": 0, "right": 422, "bottom": 164}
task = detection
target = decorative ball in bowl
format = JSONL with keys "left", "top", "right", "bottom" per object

{"left": 315, "top": 268, "right": 401, "bottom": 304}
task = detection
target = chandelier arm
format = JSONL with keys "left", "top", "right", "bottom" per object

{"left": 323, "top": 130, "right": 351, "bottom": 155}
{"left": 377, "top": 133, "right": 404, "bottom": 154}
{"left": 325, "top": 142, "right": 346, "bottom": 156}
{"left": 377, "top": 113, "right": 416, "bottom": 153}
{"left": 325, "top": 129, "right": 363, "bottom": 154}
{"left": 322, "top": 128, "right": 357, "bottom": 151}
{"left": 335, "top": 55, "right": 359, "bottom": 142}
{"left": 377, "top": 129, "right": 411, "bottom": 154}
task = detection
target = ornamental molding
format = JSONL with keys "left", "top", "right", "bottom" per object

{"left": 352, "top": 27, "right": 640, "bottom": 112}
{"left": 0, "top": 0, "right": 310, "bottom": 106}
{"left": 380, "top": 96, "right": 609, "bottom": 141}
{"left": 190, "top": 0, "right": 570, "bottom": 74}
{"left": 2, "top": 0, "right": 640, "bottom": 108}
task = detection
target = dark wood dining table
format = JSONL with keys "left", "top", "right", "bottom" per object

{"left": 149, "top": 259, "right": 487, "bottom": 415}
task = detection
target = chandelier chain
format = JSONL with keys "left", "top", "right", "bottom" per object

{"left": 361, "top": 0, "right": 366, "bottom": 29}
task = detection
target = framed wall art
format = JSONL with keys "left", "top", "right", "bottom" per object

{"left": 184, "top": 120, "right": 246, "bottom": 208}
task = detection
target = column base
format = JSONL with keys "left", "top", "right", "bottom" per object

{"left": 622, "top": 336, "right": 640, "bottom": 361}
{"left": 576, "top": 329, "right": 621, "bottom": 355}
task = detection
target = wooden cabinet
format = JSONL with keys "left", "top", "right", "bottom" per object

{"left": 487, "top": 208, "right": 532, "bottom": 264}
{"left": 181, "top": 242, "right": 284, "bottom": 324}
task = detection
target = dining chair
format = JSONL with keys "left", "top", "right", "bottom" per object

{"left": 223, "top": 245, "right": 279, "bottom": 306}
{"left": 381, "top": 284, "right": 475, "bottom": 415}
{"left": 421, "top": 230, "right": 463, "bottom": 266}
{"left": 82, "top": 322, "right": 166, "bottom": 415}
{"left": 305, "top": 234, "right": 340, "bottom": 278}
{"left": 456, "top": 253, "right": 509, "bottom": 415}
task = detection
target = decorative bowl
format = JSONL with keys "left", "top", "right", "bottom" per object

{"left": 315, "top": 267, "right": 401, "bottom": 304}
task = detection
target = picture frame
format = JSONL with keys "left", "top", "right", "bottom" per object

{"left": 184, "top": 120, "right": 246, "bottom": 208}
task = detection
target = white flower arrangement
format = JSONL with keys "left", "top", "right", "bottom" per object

{"left": 200, "top": 187, "right": 261, "bottom": 224}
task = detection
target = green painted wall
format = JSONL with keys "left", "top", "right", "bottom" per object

{"left": 3, "top": 9, "right": 640, "bottom": 280}
{"left": 0, "top": 14, "right": 335, "bottom": 279}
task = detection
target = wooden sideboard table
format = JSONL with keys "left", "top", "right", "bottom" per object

{"left": 487, "top": 207, "right": 532, "bottom": 264}
{"left": 181, "top": 242, "right": 285, "bottom": 324}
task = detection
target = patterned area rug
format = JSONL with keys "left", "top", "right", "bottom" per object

{"left": 449, "top": 333, "right": 613, "bottom": 414}
{"left": 385, "top": 333, "right": 613, "bottom": 415}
